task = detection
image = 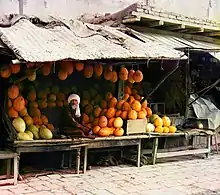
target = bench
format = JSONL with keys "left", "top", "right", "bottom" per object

{"left": 0, "top": 151, "right": 18, "bottom": 185}
{"left": 144, "top": 130, "right": 213, "bottom": 164}
{"left": 7, "top": 139, "right": 89, "bottom": 175}
{"left": 82, "top": 135, "right": 150, "bottom": 172}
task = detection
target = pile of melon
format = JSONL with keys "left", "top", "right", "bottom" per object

{"left": 7, "top": 84, "right": 55, "bottom": 140}
{"left": 81, "top": 83, "right": 152, "bottom": 137}
{"left": 146, "top": 114, "right": 177, "bottom": 134}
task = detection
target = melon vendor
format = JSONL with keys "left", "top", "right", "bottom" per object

{"left": 61, "top": 94, "right": 94, "bottom": 139}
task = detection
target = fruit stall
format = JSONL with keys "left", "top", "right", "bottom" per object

{"left": 0, "top": 16, "right": 214, "bottom": 177}
{"left": 1, "top": 59, "right": 213, "bottom": 170}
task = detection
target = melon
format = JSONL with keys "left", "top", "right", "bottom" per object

{"left": 12, "top": 117, "right": 26, "bottom": 133}
{"left": 39, "top": 126, "right": 53, "bottom": 140}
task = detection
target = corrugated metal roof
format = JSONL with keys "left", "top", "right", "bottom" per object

{"left": 130, "top": 30, "right": 220, "bottom": 51}
{"left": 0, "top": 19, "right": 184, "bottom": 62}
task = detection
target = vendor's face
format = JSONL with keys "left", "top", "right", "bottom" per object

{"left": 71, "top": 99, "right": 78, "bottom": 106}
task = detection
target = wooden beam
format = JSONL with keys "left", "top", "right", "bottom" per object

{"left": 202, "top": 31, "right": 220, "bottom": 37}
{"left": 185, "top": 27, "right": 204, "bottom": 34}
{"left": 148, "top": 20, "right": 164, "bottom": 27}
{"left": 127, "top": 25, "right": 220, "bottom": 45}
{"left": 122, "top": 17, "right": 141, "bottom": 24}
{"left": 130, "top": 11, "right": 220, "bottom": 31}
{"left": 165, "top": 24, "right": 185, "bottom": 31}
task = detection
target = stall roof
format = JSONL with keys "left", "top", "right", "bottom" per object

{"left": 129, "top": 29, "right": 220, "bottom": 52}
{"left": 0, "top": 18, "right": 185, "bottom": 62}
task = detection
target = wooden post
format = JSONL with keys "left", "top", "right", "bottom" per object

{"left": 76, "top": 148, "right": 80, "bottom": 174}
{"left": 6, "top": 159, "right": 11, "bottom": 179}
{"left": 83, "top": 146, "right": 88, "bottom": 174}
{"left": 152, "top": 137, "right": 158, "bottom": 165}
{"left": 206, "top": 135, "right": 211, "bottom": 158}
{"left": 13, "top": 155, "right": 18, "bottom": 185}
{"left": 185, "top": 49, "right": 190, "bottom": 118}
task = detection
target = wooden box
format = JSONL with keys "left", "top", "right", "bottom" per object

{"left": 125, "top": 119, "right": 146, "bottom": 135}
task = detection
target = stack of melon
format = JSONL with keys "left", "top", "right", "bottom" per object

{"left": 81, "top": 85, "right": 153, "bottom": 137}
{"left": 7, "top": 84, "right": 54, "bottom": 140}
{"left": 146, "top": 114, "right": 177, "bottom": 134}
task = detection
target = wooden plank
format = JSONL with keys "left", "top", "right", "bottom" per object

{"left": 14, "top": 139, "right": 73, "bottom": 144}
{"left": 142, "top": 146, "right": 193, "bottom": 155}
{"left": 88, "top": 139, "right": 140, "bottom": 149}
{"left": 156, "top": 148, "right": 210, "bottom": 158}
{"left": 15, "top": 145, "right": 80, "bottom": 153}
{"left": 0, "top": 151, "right": 17, "bottom": 159}
{"left": 70, "top": 144, "right": 88, "bottom": 148}
{"left": 90, "top": 135, "right": 149, "bottom": 141}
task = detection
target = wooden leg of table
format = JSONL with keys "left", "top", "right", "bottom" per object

{"left": 69, "top": 151, "right": 73, "bottom": 168}
{"left": 7, "top": 159, "right": 11, "bottom": 179}
{"left": 137, "top": 140, "right": 141, "bottom": 167}
{"left": 214, "top": 132, "right": 219, "bottom": 154}
{"left": 76, "top": 148, "right": 81, "bottom": 174}
{"left": 152, "top": 138, "right": 158, "bottom": 165}
{"left": 13, "top": 156, "right": 18, "bottom": 185}
{"left": 83, "top": 146, "right": 88, "bottom": 174}
{"left": 120, "top": 147, "right": 123, "bottom": 159}
{"left": 61, "top": 152, "right": 65, "bottom": 168}
{"left": 206, "top": 135, "right": 211, "bottom": 158}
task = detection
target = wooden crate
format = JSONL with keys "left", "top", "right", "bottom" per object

{"left": 125, "top": 119, "right": 146, "bottom": 135}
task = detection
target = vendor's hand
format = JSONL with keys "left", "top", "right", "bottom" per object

{"left": 83, "top": 126, "right": 93, "bottom": 135}
{"left": 82, "top": 126, "right": 90, "bottom": 132}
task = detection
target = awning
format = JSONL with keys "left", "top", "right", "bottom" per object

{"left": 129, "top": 29, "right": 220, "bottom": 52}
{"left": 0, "top": 17, "right": 185, "bottom": 62}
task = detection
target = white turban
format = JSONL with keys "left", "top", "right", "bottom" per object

{"left": 68, "top": 94, "right": 81, "bottom": 117}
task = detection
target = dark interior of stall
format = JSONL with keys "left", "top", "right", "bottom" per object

{"left": 188, "top": 51, "right": 220, "bottom": 114}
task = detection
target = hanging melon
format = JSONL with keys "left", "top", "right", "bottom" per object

{"left": 111, "top": 71, "right": 118, "bottom": 83}
{"left": 94, "top": 64, "right": 103, "bottom": 77}
{"left": 10, "top": 64, "right": 21, "bottom": 74}
{"left": 61, "top": 61, "right": 74, "bottom": 75}
{"left": 58, "top": 70, "right": 68, "bottom": 80}
{"left": 119, "top": 67, "right": 128, "bottom": 81}
{"left": 128, "top": 69, "right": 135, "bottom": 83}
{"left": 75, "top": 62, "right": 84, "bottom": 71}
{"left": 104, "top": 68, "right": 112, "bottom": 81}
{"left": 133, "top": 70, "right": 143, "bottom": 83}
{"left": 84, "top": 65, "right": 93, "bottom": 78}
{"left": 42, "top": 62, "right": 52, "bottom": 76}
{"left": 0, "top": 66, "right": 11, "bottom": 78}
